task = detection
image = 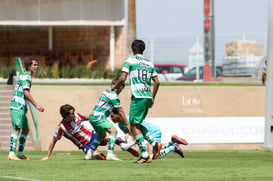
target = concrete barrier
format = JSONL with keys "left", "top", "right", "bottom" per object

{"left": 28, "top": 85, "right": 265, "bottom": 151}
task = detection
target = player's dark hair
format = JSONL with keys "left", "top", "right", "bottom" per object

{"left": 112, "top": 108, "right": 118, "bottom": 114}
{"left": 60, "top": 104, "right": 75, "bottom": 118}
{"left": 25, "top": 57, "right": 38, "bottom": 71}
{"left": 111, "top": 78, "right": 125, "bottom": 88}
{"left": 131, "top": 39, "right": 145, "bottom": 54}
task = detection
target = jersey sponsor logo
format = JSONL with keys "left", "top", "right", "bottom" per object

{"left": 141, "top": 87, "right": 151, "bottom": 92}
{"left": 139, "top": 62, "right": 150, "bottom": 68}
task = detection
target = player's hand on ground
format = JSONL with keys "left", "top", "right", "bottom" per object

{"left": 41, "top": 156, "right": 49, "bottom": 160}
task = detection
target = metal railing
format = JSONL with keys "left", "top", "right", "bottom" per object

{"left": 15, "top": 57, "right": 39, "bottom": 140}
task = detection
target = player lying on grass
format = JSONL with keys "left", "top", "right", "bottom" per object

{"left": 110, "top": 110, "right": 188, "bottom": 159}
{"left": 41, "top": 104, "right": 138, "bottom": 161}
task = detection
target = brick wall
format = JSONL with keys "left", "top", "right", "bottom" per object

{"left": 0, "top": 27, "right": 48, "bottom": 51}
{"left": 0, "top": 26, "right": 127, "bottom": 69}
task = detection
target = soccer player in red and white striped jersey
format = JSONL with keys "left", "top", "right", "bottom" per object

{"left": 41, "top": 104, "right": 138, "bottom": 160}
{"left": 41, "top": 104, "right": 105, "bottom": 160}
{"left": 54, "top": 110, "right": 91, "bottom": 148}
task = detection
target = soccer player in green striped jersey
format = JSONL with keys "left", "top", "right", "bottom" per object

{"left": 86, "top": 78, "right": 130, "bottom": 161}
{"left": 8, "top": 58, "right": 45, "bottom": 160}
{"left": 112, "top": 39, "right": 162, "bottom": 164}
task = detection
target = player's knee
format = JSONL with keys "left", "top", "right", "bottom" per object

{"left": 22, "top": 127, "right": 29, "bottom": 133}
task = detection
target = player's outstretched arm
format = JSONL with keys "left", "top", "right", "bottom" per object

{"left": 41, "top": 138, "right": 57, "bottom": 160}
{"left": 117, "top": 107, "right": 131, "bottom": 134}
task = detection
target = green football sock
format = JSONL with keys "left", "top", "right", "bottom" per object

{"left": 9, "top": 131, "right": 19, "bottom": 155}
{"left": 162, "top": 141, "right": 173, "bottom": 149}
{"left": 108, "top": 133, "right": 117, "bottom": 151}
{"left": 135, "top": 134, "right": 148, "bottom": 158}
{"left": 142, "top": 129, "right": 156, "bottom": 147}
{"left": 18, "top": 132, "right": 28, "bottom": 156}
{"left": 158, "top": 145, "right": 175, "bottom": 159}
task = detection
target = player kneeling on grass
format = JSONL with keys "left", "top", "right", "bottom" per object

{"left": 110, "top": 110, "right": 188, "bottom": 159}
{"left": 41, "top": 104, "right": 138, "bottom": 161}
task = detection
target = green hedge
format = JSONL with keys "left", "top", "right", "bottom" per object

{"left": 0, "top": 66, "right": 13, "bottom": 78}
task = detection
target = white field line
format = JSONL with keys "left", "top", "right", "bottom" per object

{"left": 0, "top": 176, "right": 43, "bottom": 181}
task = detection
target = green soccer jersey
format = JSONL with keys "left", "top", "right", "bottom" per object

{"left": 10, "top": 72, "right": 32, "bottom": 110}
{"left": 122, "top": 55, "right": 158, "bottom": 99}
{"left": 90, "top": 89, "right": 122, "bottom": 120}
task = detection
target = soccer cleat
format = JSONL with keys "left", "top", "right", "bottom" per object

{"left": 173, "top": 143, "right": 185, "bottom": 158}
{"left": 115, "top": 137, "right": 124, "bottom": 145}
{"left": 171, "top": 135, "right": 188, "bottom": 145}
{"left": 106, "top": 154, "right": 121, "bottom": 161}
{"left": 17, "top": 155, "right": 30, "bottom": 160}
{"left": 99, "top": 153, "right": 106, "bottom": 160}
{"left": 152, "top": 142, "right": 162, "bottom": 160}
{"left": 7, "top": 155, "right": 21, "bottom": 160}
{"left": 93, "top": 153, "right": 106, "bottom": 160}
{"left": 84, "top": 149, "right": 94, "bottom": 160}
{"left": 127, "top": 147, "right": 139, "bottom": 157}
{"left": 84, "top": 153, "right": 92, "bottom": 160}
{"left": 119, "top": 142, "right": 139, "bottom": 157}
{"left": 134, "top": 156, "right": 152, "bottom": 164}
{"left": 120, "top": 142, "right": 134, "bottom": 151}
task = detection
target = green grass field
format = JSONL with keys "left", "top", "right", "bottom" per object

{"left": 1, "top": 150, "right": 273, "bottom": 181}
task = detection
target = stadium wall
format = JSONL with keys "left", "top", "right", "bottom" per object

{"left": 29, "top": 85, "right": 265, "bottom": 151}
{"left": 0, "top": 26, "right": 127, "bottom": 69}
